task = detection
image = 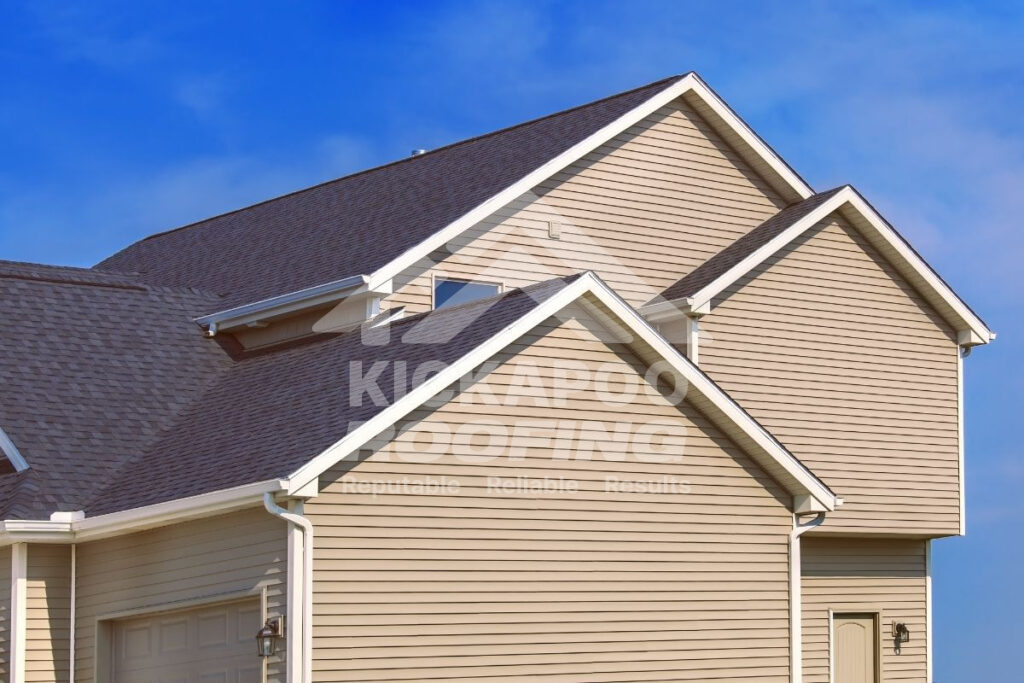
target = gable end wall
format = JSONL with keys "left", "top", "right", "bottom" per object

{"left": 386, "top": 97, "right": 786, "bottom": 314}
{"left": 307, "top": 312, "right": 794, "bottom": 681}
{"left": 699, "top": 213, "right": 961, "bottom": 535}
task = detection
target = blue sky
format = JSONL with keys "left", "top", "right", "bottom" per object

{"left": 1, "top": 1, "right": 1021, "bottom": 678}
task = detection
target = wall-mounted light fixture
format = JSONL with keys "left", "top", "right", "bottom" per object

{"left": 892, "top": 622, "right": 910, "bottom": 654}
{"left": 256, "top": 617, "right": 282, "bottom": 658}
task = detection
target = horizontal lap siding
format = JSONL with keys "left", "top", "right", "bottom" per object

{"left": 387, "top": 97, "right": 784, "bottom": 313}
{"left": 73, "top": 507, "right": 288, "bottom": 682}
{"left": 27, "top": 544, "right": 71, "bottom": 682}
{"left": 699, "top": 216, "right": 960, "bottom": 535}
{"left": 308, "top": 314, "right": 793, "bottom": 681}
{"left": 802, "top": 538, "right": 927, "bottom": 682}
{"left": 0, "top": 546, "right": 9, "bottom": 677}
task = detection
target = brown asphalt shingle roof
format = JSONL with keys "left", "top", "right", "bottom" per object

{"left": 95, "top": 75, "right": 689, "bottom": 311}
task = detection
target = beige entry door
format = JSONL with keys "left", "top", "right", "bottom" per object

{"left": 110, "top": 598, "right": 262, "bottom": 683}
{"left": 834, "top": 613, "right": 879, "bottom": 683}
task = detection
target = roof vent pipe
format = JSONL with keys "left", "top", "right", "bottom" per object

{"left": 410, "top": 149, "right": 427, "bottom": 156}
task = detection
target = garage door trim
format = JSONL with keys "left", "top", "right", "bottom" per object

{"left": 93, "top": 589, "right": 267, "bottom": 682}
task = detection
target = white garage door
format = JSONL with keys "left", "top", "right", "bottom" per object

{"left": 111, "top": 598, "right": 262, "bottom": 683}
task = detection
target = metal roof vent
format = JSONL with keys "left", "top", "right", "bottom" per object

{"left": 410, "top": 149, "right": 427, "bottom": 156}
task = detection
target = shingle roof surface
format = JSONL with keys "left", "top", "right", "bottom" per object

{"left": 656, "top": 187, "right": 844, "bottom": 303}
{"left": 95, "top": 76, "right": 687, "bottom": 311}
{"left": 85, "top": 275, "right": 577, "bottom": 515}
{"left": 0, "top": 261, "right": 230, "bottom": 519}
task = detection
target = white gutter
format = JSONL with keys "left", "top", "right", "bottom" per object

{"left": 0, "top": 479, "right": 287, "bottom": 547}
{"left": 263, "top": 493, "right": 313, "bottom": 683}
{"left": 195, "top": 274, "right": 371, "bottom": 336}
{"left": 790, "top": 511, "right": 825, "bottom": 683}
{"left": 10, "top": 542, "right": 27, "bottom": 683}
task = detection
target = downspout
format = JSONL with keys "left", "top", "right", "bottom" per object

{"left": 790, "top": 511, "right": 825, "bottom": 683}
{"left": 264, "top": 493, "right": 314, "bottom": 683}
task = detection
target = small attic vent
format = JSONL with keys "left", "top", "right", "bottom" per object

{"left": 411, "top": 149, "right": 428, "bottom": 156}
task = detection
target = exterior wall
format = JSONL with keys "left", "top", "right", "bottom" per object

{"left": 802, "top": 537, "right": 928, "bottom": 682}
{"left": 0, "top": 545, "right": 10, "bottom": 679}
{"left": 386, "top": 96, "right": 786, "bottom": 314}
{"left": 73, "top": 507, "right": 288, "bottom": 682}
{"left": 27, "top": 544, "right": 71, "bottom": 682}
{"left": 307, "top": 313, "right": 795, "bottom": 681}
{"left": 699, "top": 214, "right": 961, "bottom": 535}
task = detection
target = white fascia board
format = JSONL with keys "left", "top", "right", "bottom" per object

{"left": 0, "top": 478, "right": 286, "bottom": 546}
{"left": 0, "top": 426, "right": 29, "bottom": 472}
{"left": 652, "top": 186, "right": 992, "bottom": 342}
{"left": 286, "top": 272, "right": 836, "bottom": 510}
{"left": 0, "top": 519, "right": 74, "bottom": 544}
{"left": 367, "top": 73, "right": 813, "bottom": 292}
{"left": 194, "top": 275, "right": 371, "bottom": 333}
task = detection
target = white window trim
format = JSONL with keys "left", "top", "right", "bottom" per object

{"left": 431, "top": 274, "right": 504, "bottom": 311}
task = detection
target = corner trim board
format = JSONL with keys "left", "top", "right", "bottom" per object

{"left": 926, "top": 540, "right": 934, "bottom": 682}
{"left": 10, "top": 542, "right": 27, "bottom": 683}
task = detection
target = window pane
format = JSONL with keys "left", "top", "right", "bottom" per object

{"left": 434, "top": 279, "right": 500, "bottom": 309}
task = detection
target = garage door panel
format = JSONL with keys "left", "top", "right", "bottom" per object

{"left": 111, "top": 598, "right": 262, "bottom": 683}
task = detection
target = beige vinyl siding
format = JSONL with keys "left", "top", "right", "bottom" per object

{"left": 386, "top": 96, "right": 785, "bottom": 314}
{"left": 73, "top": 507, "right": 288, "bottom": 682}
{"left": 307, "top": 313, "right": 794, "bottom": 682}
{"left": 699, "top": 214, "right": 961, "bottom": 535}
{"left": 0, "top": 545, "right": 10, "bottom": 678}
{"left": 802, "top": 538, "right": 928, "bottom": 682}
{"left": 26, "top": 544, "right": 71, "bottom": 682}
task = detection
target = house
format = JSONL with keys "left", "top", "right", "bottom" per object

{"left": 0, "top": 72, "right": 992, "bottom": 683}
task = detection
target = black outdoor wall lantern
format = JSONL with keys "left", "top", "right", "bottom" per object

{"left": 256, "top": 617, "right": 282, "bottom": 658}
